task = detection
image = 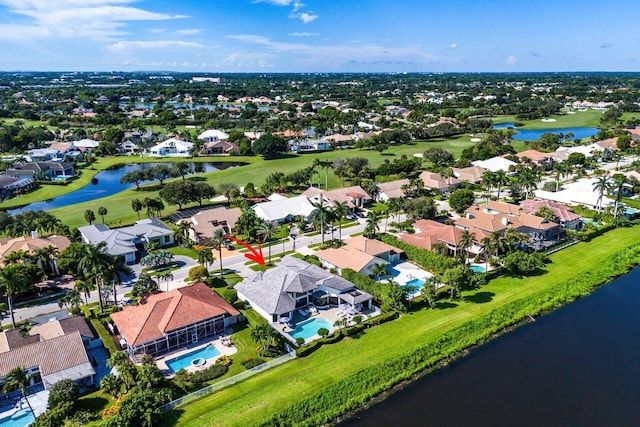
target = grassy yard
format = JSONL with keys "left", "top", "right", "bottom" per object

{"left": 167, "top": 224, "right": 640, "bottom": 427}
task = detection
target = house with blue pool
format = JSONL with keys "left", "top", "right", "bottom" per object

{"left": 235, "top": 255, "right": 374, "bottom": 324}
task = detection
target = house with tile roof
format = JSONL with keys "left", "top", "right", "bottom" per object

{"left": 0, "top": 233, "right": 71, "bottom": 274}
{"left": 419, "top": 171, "right": 460, "bottom": 194}
{"left": 110, "top": 282, "right": 240, "bottom": 361}
{"left": 179, "top": 206, "right": 242, "bottom": 244}
{"left": 519, "top": 199, "right": 583, "bottom": 230}
{"left": 315, "top": 237, "right": 403, "bottom": 275}
{"left": 516, "top": 149, "right": 555, "bottom": 170}
{"left": 0, "top": 175, "right": 36, "bottom": 198}
{"left": 399, "top": 219, "right": 464, "bottom": 256}
{"left": 0, "top": 315, "right": 98, "bottom": 396}
{"left": 453, "top": 165, "right": 485, "bottom": 184}
{"left": 375, "top": 179, "right": 409, "bottom": 202}
{"left": 235, "top": 255, "right": 374, "bottom": 323}
{"left": 302, "top": 185, "right": 372, "bottom": 210}
{"left": 78, "top": 218, "right": 174, "bottom": 264}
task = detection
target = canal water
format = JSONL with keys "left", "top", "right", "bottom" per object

{"left": 339, "top": 267, "right": 640, "bottom": 427}
{"left": 7, "top": 162, "right": 239, "bottom": 214}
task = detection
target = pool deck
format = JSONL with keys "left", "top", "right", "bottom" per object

{"left": 155, "top": 332, "right": 237, "bottom": 377}
{"left": 387, "top": 261, "right": 434, "bottom": 286}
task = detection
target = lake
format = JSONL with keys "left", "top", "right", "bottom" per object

{"left": 7, "top": 162, "right": 239, "bottom": 215}
{"left": 493, "top": 122, "right": 599, "bottom": 141}
{"left": 339, "top": 267, "right": 640, "bottom": 427}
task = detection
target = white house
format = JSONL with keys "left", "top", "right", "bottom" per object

{"left": 72, "top": 139, "right": 100, "bottom": 151}
{"left": 198, "top": 129, "right": 229, "bottom": 143}
{"left": 252, "top": 195, "right": 316, "bottom": 223}
{"left": 534, "top": 178, "right": 614, "bottom": 211}
{"left": 288, "top": 138, "right": 332, "bottom": 153}
{"left": 148, "top": 138, "right": 193, "bottom": 157}
{"left": 472, "top": 156, "right": 517, "bottom": 172}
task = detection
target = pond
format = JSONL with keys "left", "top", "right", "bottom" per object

{"left": 493, "top": 122, "right": 600, "bottom": 141}
{"left": 7, "top": 162, "right": 240, "bottom": 215}
{"left": 339, "top": 267, "right": 640, "bottom": 427}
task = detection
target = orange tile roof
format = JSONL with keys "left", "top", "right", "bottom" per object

{"left": 111, "top": 283, "right": 240, "bottom": 347}
{"left": 344, "top": 236, "right": 404, "bottom": 257}
{"left": 0, "top": 235, "right": 71, "bottom": 263}
{"left": 315, "top": 247, "right": 378, "bottom": 272}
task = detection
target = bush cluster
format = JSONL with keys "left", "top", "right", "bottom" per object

{"left": 378, "top": 234, "right": 458, "bottom": 276}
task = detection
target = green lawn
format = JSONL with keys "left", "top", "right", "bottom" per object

{"left": 168, "top": 225, "right": 640, "bottom": 427}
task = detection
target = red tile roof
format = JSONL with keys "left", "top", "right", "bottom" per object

{"left": 111, "top": 283, "right": 240, "bottom": 347}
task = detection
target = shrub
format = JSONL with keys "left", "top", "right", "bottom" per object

{"left": 90, "top": 318, "right": 118, "bottom": 356}
{"left": 215, "top": 355, "right": 233, "bottom": 367}
{"left": 188, "top": 265, "right": 209, "bottom": 282}
{"left": 378, "top": 234, "right": 458, "bottom": 276}
{"left": 341, "top": 269, "right": 407, "bottom": 312}
{"left": 191, "top": 364, "right": 228, "bottom": 384}
{"left": 295, "top": 337, "right": 305, "bottom": 346}
{"left": 242, "top": 358, "right": 266, "bottom": 369}
{"left": 221, "top": 288, "right": 238, "bottom": 304}
{"left": 317, "top": 327, "right": 329, "bottom": 338}
{"left": 47, "top": 379, "right": 79, "bottom": 409}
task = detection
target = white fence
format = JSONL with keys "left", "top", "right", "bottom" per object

{"left": 159, "top": 349, "right": 296, "bottom": 412}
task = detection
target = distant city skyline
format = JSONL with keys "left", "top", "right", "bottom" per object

{"left": 0, "top": 0, "right": 638, "bottom": 72}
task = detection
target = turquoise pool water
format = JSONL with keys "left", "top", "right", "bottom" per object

{"left": 289, "top": 318, "right": 332, "bottom": 341}
{"left": 470, "top": 265, "right": 486, "bottom": 273}
{"left": 0, "top": 409, "right": 35, "bottom": 427}
{"left": 405, "top": 278, "right": 425, "bottom": 290}
{"left": 582, "top": 218, "right": 600, "bottom": 228}
{"left": 165, "top": 344, "right": 221, "bottom": 372}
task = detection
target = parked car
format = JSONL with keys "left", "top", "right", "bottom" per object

{"left": 345, "top": 213, "right": 356, "bottom": 220}
{"left": 355, "top": 212, "right": 366, "bottom": 219}
{"left": 225, "top": 242, "right": 235, "bottom": 250}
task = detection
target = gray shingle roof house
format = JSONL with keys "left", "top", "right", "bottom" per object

{"left": 235, "top": 255, "right": 373, "bottom": 323}
{"left": 78, "top": 218, "right": 174, "bottom": 264}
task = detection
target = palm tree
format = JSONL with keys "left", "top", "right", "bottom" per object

{"left": 481, "top": 236, "right": 495, "bottom": 271}
{"left": 333, "top": 200, "right": 350, "bottom": 241}
{"left": 97, "top": 206, "right": 108, "bottom": 223}
{"left": 610, "top": 173, "right": 628, "bottom": 220}
{"left": 310, "top": 201, "right": 332, "bottom": 245}
{"left": 322, "top": 159, "right": 333, "bottom": 189}
{"left": 372, "top": 263, "right": 388, "bottom": 282}
{"left": 459, "top": 229, "right": 476, "bottom": 265}
{"left": 592, "top": 174, "right": 611, "bottom": 212}
{"left": 481, "top": 170, "right": 496, "bottom": 201}
{"left": 4, "top": 250, "right": 32, "bottom": 265}
{"left": 258, "top": 220, "right": 277, "bottom": 266}
{"left": 74, "top": 280, "right": 95, "bottom": 305}
{"left": 494, "top": 170, "right": 508, "bottom": 200}
{"left": 77, "top": 242, "right": 113, "bottom": 313}
{"left": 2, "top": 367, "right": 35, "bottom": 418}
{"left": 174, "top": 221, "right": 193, "bottom": 247}
{"left": 0, "top": 265, "right": 35, "bottom": 328}
{"left": 196, "top": 248, "right": 215, "bottom": 269}
{"left": 363, "top": 211, "right": 381, "bottom": 239}
{"left": 84, "top": 209, "right": 96, "bottom": 225}
{"left": 131, "top": 198, "right": 143, "bottom": 220}
{"left": 157, "top": 271, "right": 174, "bottom": 292}
{"left": 312, "top": 157, "right": 323, "bottom": 188}
{"left": 104, "top": 259, "right": 132, "bottom": 307}
{"left": 32, "top": 245, "right": 58, "bottom": 277}
{"left": 206, "top": 229, "right": 226, "bottom": 278}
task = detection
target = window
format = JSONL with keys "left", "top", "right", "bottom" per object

{"left": 164, "top": 235, "right": 171, "bottom": 243}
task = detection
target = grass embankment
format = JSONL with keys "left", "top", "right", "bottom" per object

{"left": 167, "top": 224, "right": 640, "bottom": 427}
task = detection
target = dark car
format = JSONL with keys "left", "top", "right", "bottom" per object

{"left": 355, "top": 212, "right": 366, "bottom": 219}
{"left": 225, "top": 242, "right": 235, "bottom": 250}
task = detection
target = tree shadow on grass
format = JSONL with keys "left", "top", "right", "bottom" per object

{"left": 186, "top": 176, "right": 208, "bottom": 182}
{"left": 435, "top": 301, "right": 458, "bottom": 310}
{"left": 159, "top": 409, "right": 184, "bottom": 427}
{"left": 77, "top": 395, "right": 110, "bottom": 413}
{"left": 463, "top": 291, "right": 495, "bottom": 304}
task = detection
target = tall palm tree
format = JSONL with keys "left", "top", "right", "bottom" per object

{"left": 322, "top": 159, "right": 333, "bottom": 189}
{"left": 104, "top": 259, "right": 132, "bottom": 307}
{"left": 592, "top": 174, "right": 611, "bottom": 212}
{"left": 310, "top": 201, "right": 332, "bottom": 245}
{"left": 97, "top": 206, "right": 108, "bottom": 223}
{"left": 459, "top": 229, "right": 476, "bottom": 265}
{"left": 157, "top": 271, "right": 174, "bottom": 292}
{"left": 3, "top": 250, "right": 32, "bottom": 265}
{"left": 610, "top": 173, "right": 628, "bottom": 220}
{"left": 206, "top": 229, "right": 226, "bottom": 278}
{"left": 481, "top": 170, "right": 496, "bottom": 201}
{"left": 333, "top": 200, "right": 350, "bottom": 241}
{"left": 481, "top": 236, "right": 495, "bottom": 271}
{"left": 77, "top": 242, "right": 113, "bottom": 313}
{"left": 2, "top": 367, "right": 35, "bottom": 418}
{"left": 0, "top": 265, "right": 36, "bottom": 328}
{"left": 33, "top": 245, "right": 58, "bottom": 277}
{"left": 494, "top": 170, "right": 508, "bottom": 200}
{"left": 258, "top": 220, "right": 277, "bottom": 266}
{"left": 363, "top": 211, "right": 381, "bottom": 239}
{"left": 312, "top": 157, "right": 323, "bottom": 188}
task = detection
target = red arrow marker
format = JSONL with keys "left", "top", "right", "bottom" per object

{"left": 225, "top": 235, "right": 265, "bottom": 265}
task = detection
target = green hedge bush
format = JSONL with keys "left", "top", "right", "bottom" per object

{"left": 378, "top": 234, "right": 458, "bottom": 276}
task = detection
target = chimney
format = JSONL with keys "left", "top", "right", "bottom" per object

{"left": 501, "top": 217, "right": 509, "bottom": 226}
{"left": 30, "top": 230, "right": 39, "bottom": 239}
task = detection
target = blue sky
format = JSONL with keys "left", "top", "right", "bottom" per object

{"left": 0, "top": 0, "right": 638, "bottom": 72}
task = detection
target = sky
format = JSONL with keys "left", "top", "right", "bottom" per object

{"left": 0, "top": 0, "right": 638, "bottom": 72}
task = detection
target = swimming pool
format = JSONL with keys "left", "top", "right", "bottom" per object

{"left": 165, "top": 344, "right": 221, "bottom": 372}
{"left": 0, "top": 409, "right": 35, "bottom": 427}
{"left": 289, "top": 318, "right": 332, "bottom": 342}
{"left": 470, "top": 265, "right": 486, "bottom": 273}
{"left": 404, "top": 278, "right": 425, "bottom": 290}
{"left": 582, "top": 218, "right": 600, "bottom": 228}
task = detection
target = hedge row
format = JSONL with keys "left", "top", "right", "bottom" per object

{"left": 89, "top": 318, "right": 118, "bottom": 357}
{"left": 261, "top": 243, "right": 640, "bottom": 427}
{"left": 378, "top": 234, "right": 458, "bottom": 276}
{"left": 341, "top": 269, "right": 406, "bottom": 312}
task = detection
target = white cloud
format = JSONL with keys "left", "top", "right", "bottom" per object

{"left": 292, "top": 2, "right": 304, "bottom": 12}
{"left": 506, "top": 55, "right": 518, "bottom": 65}
{"left": 448, "top": 43, "right": 459, "bottom": 49}
{"left": 254, "top": 0, "right": 293, "bottom": 5}
{"left": 226, "top": 34, "right": 448, "bottom": 67}
{"left": 172, "top": 29, "right": 202, "bottom": 36}
{"left": 289, "top": 32, "right": 319, "bottom": 37}
{"left": 296, "top": 12, "right": 318, "bottom": 23}
{"left": 0, "top": 0, "right": 187, "bottom": 41}
{"left": 107, "top": 40, "right": 204, "bottom": 51}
